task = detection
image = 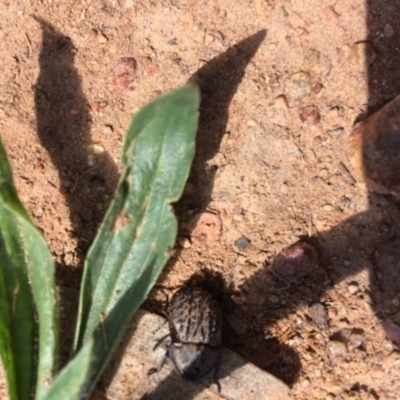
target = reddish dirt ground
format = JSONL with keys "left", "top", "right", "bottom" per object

{"left": 2, "top": 1, "right": 400, "bottom": 399}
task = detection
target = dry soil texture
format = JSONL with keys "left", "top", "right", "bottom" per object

{"left": 1, "top": 0, "right": 400, "bottom": 399}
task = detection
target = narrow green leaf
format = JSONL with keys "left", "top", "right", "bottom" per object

{"left": 42, "top": 341, "right": 93, "bottom": 400}
{"left": 73, "top": 84, "right": 200, "bottom": 395}
{"left": 0, "top": 138, "right": 58, "bottom": 400}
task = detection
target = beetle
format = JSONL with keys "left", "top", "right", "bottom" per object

{"left": 167, "top": 282, "right": 223, "bottom": 381}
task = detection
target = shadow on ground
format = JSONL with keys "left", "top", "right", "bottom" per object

{"left": 124, "top": 30, "right": 300, "bottom": 399}
{"left": 175, "top": 29, "right": 266, "bottom": 215}
{"left": 37, "top": 4, "right": 400, "bottom": 397}
{"left": 224, "top": 0, "right": 400, "bottom": 391}
{"left": 151, "top": 1, "right": 400, "bottom": 393}
{"left": 34, "top": 18, "right": 119, "bottom": 272}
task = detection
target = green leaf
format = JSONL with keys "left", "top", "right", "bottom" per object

{"left": 0, "top": 139, "right": 58, "bottom": 400}
{"left": 42, "top": 341, "right": 93, "bottom": 400}
{"left": 73, "top": 84, "right": 200, "bottom": 396}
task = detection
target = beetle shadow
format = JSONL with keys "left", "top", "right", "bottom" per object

{"left": 33, "top": 17, "right": 119, "bottom": 268}
{"left": 226, "top": 0, "right": 400, "bottom": 387}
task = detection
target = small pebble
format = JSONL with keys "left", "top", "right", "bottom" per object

{"left": 91, "top": 100, "right": 108, "bottom": 112}
{"left": 309, "top": 302, "right": 329, "bottom": 329}
{"left": 326, "top": 340, "right": 347, "bottom": 358}
{"left": 103, "top": 125, "right": 114, "bottom": 134}
{"left": 383, "top": 319, "right": 400, "bottom": 344}
{"left": 301, "top": 379, "right": 311, "bottom": 390}
{"left": 269, "top": 95, "right": 289, "bottom": 126}
{"left": 236, "top": 255, "right": 246, "bottom": 265}
{"left": 98, "top": 33, "right": 108, "bottom": 43}
{"left": 64, "top": 252, "right": 74, "bottom": 264}
{"left": 34, "top": 208, "right": 44, "bottom": 218}
{"left": 319, "top": 168, "right": 329, "bottom": 178}
{"left": 273, "top": 241, "right": 319, "bottom": 278}
{"left": 233, "top": 205, "right": 244, "bottom": 214}
{"left": 312, "top": 83, "right": 324, "bottom": 94}
{"left": 349, "top": 333, "right": 364, "bottom": 348}
{"left": 299, "top": 105, "right": 321, "bottom": 125}
{"left": 285, "top": 71, "right": 312, "bottom": 99}
{"left": 324, "top": 107, "right": 341, "bottom": 127}
{"left": 87, "top": 143, "right": 105, "bottom": 166}
{"left": 88, "top": 143, "right": 105, "bottom": 155}
{"left": 274, "top": 95, "right": 289, "bottom": 109}
{"left": 205, "top": 33, "right": 214, "bottom": 44}
{"left": 303, "top": 49, "right": 331, "bottom": 76}
{"left": 113, "top": 57, "right": 137, "bottom": 96}
{"left": 323, "top": 204, "right": 334, "bottom": 212}
{"left": 234, "top": 236, "right": 251, "bottom": 251}
{"left": 327, "top": 128, "right": 344, "bottom": 138}
{"left": 241, "top": 261, "right": 257, "bottom": 278}
{"left": 348, "top": 283, "right": 359, "bottom": 294}
{"left": 179, "top": 237, "right": 191, "bottom": 249}
{"left": 167, "top": 38, "right": 178, "bottom": 45}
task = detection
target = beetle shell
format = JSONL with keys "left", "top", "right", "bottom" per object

{"left": 168, "top": 285, "right": 222, "bottom": 380}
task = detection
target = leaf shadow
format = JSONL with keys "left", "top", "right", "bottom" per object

{"left": 175, "top": 29, "right": 267, "bottom": 215}
{"left": 33, "top": 17, "right": 119, "bottom": 267}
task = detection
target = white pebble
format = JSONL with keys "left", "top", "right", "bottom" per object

{"left": 348, "top": 284, "right": 359, "bottom": 294}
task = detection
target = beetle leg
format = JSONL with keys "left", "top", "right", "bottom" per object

{"left": 213, "top": 350, "right": 222, "bottom": 393}
{"left": 147, "top": 348, "right": 169, "bottom": 376}
{"left": 153, "top": 333, "right": 170, "bottom": 350}
{"left": 157, "top": 349, "right": 170, "bottom": 372}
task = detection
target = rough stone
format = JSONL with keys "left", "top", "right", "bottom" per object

{"left": 273, "top": 241, "right": 319, "bottom": 278}
{"left": 284, "top": 71, "right": 312, "bottom": 100}
{"left": 303, "top": 49, "right": 331, "bottom": 77}
{"left": 326, "top": 340, "right": 347, "bottom": 358}
{"left": 299, "top": 105, "right": 321, "bottom": 125}
{"left": 103, "top": 309, "right": 293, "bottom": 399}
{"left": 113, "top": 57, "right": 137, "bottom": 96}
{"left": 234, "top": 236, "right": 251, "bottom": 251}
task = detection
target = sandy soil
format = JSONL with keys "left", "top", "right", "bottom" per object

{"left": 1, "top": 0, "right": 400, "bottom": 398}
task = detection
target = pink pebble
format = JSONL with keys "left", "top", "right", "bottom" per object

{"left": 113, "top": 57, "right": 137, "bottom": 96}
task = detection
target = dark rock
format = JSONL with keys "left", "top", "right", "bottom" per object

{"left": 234, "top": 236, "right": 251, "bottom": 251}
{"left": 273, "top": 241, "right": 319, "bottom": 278}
